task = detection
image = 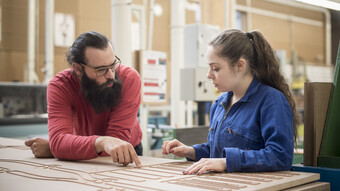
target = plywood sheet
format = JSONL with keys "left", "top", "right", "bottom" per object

{"left": 304, "top": 82, "right": 332, "bottom": 166}
{"left": 0, "top": 137, "right": 320, "bottom": 191}
{"left": 283, "top": 181, "right": 330, "bottom": 191}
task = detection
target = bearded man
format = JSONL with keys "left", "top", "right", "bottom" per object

{"left": 25, "top": 31, "right": 142, "bottom": 167}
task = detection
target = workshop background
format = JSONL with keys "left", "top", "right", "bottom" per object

{"left": 0, "top": 1, "right": 340, "bottom": 187}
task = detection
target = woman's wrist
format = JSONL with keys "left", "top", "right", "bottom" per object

{"left": 186, "top": 146, "right": 196, "bottom": 161}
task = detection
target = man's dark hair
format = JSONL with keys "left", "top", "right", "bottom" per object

{"left": 66, "top": 31, "right": 112, "bottom": 66}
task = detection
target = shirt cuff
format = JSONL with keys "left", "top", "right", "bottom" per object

{"left": 224, "top": 148, "right": 241, "bottom": 172}
{"left": 189, "top": 144, "right": 207, "bottom": 161}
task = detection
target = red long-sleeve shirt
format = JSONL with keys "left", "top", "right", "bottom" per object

{"left": 47, "top": 65, "right": 142, "bottom": 160}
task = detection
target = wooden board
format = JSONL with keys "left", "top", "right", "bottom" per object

{"left": 0, "top": 137, "right": 320, "bottom": 191}
{"left": 283, "top": 182, "right": 330, "bottom": 191}
{"left": 304, "top": 82, "right": 332, "bottom": 166}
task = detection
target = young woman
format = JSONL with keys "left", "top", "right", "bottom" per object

{"left": 162, "top": 29, "right": 299, "bottom": 175}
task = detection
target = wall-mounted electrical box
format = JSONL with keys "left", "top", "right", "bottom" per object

{"left": 184, "top": 23, "right": 220, "bottom": 68}
{"left": 180, "top": 67, "right": 215, "bottom": 101}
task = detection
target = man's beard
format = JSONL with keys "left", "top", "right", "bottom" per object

{"left": 80, "top": 72, "right": 122, "bottom": 114}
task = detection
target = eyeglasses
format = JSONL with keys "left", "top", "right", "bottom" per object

{"left": 79, "top": 56, "right": 121, "bottom": 77}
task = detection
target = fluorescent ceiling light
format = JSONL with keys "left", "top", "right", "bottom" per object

{"left": 296, "top": 0, "right": 340, "bottom": 11}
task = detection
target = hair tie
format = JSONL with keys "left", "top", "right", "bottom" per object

{"left": 246, "top": 32, "right": 254, "bottom": 43}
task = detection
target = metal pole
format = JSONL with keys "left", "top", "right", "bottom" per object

{"left": 26, "top": 0, "right": 37, "bottom": 82}
{"left": 111, "top": 0, "right": 132, "bottom": 67}
{"left": 148, "top": 0, "right": 154, "bottom": 50}
{"left": 170, "top": 0, "right": 186, "bottom": 127}
{"left": 44, "top": 0, "right": 54, "bottom": 84}
{"left": 225, "top": 0, "right": 229, "bottom": 29}
{"left": 197, "top": 101, "right": 206, "bottom": 126}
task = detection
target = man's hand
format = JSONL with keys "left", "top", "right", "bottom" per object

{"left": 161, "top": 139, "right": 196, "bottom": 160}
{"left": 25, "top": 138, "right": 54, "bottom": 158}
{"left": 95, "top": 136, "right": 141, "bottom": 168}
{"left": 182, "top": 158, "right": 226, "bottom": 175}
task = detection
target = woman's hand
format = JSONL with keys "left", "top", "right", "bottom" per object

{"left": 161, "top": 139, "right": 196, "bottom": 160}
{"left": 183, "top": 158, "right": 226, "bottom": 175}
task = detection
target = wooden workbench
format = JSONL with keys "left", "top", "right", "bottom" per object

{"left": 0, "top": 137, "right": 328, "bottom": 191}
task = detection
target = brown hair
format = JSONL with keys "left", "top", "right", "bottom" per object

{"left": 209, "top": 29, "right": 299, "bottom": 143}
